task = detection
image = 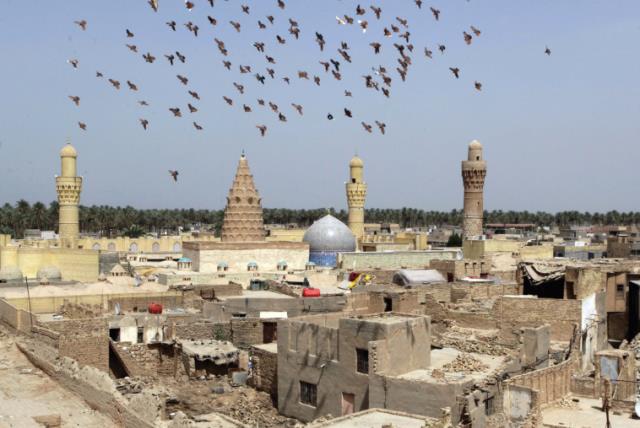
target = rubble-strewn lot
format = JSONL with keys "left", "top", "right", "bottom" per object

{"left": 164, "top": 377, "right": 299, "bottom": 427}
{"left": 0, "top": 326, "right": 115, "bottom": 427}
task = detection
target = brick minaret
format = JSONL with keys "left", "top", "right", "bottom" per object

{"left": 346, "top": 155, "right": 367, "bottom": 244}
{"left": 56, "top": 142, "right": 83, "bottom": 248}
{"left": 221, "top": 152, "right": 265, "bottom": 242}
{"left": 461, "top": 140, "right": 487, "bottom": 240}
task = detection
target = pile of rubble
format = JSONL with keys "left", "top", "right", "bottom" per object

{"left": 436, "top": 323, "right": 510, "bottom": 356}
{"left": 620, "top": 332, "right": 640, "bottom": 393}
{"left": 441, "top": 353, "right": 489, "bottom": 374}
{"left": 554, "top": 396, "right": 579, "bottom": 409}
{"left": 115, "top": 376, "right": 153, "bottom": 395}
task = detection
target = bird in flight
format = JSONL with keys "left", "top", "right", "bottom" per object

{"left": 74, "top": 20, "right": 87, "bottom": 31}
{"left": 78, "top": 122, "right": 87, "bottom": 131}
{"left": 474, "top": 81, "right": 482, "bottom": 91}
{"left": 169, "top": 170, "right": 179, "bottom": 182}
{"left": 430, "top": 7, "right": 440, "bottom": 21}
{"left": 545, "top": 46, "right": 552, "bottom": 55}
{"left": 449, "top": 67, "right": 460, "bottom": 79}
{"left": 68, "top": 95, "right": 80, "bottom": 106}
{"left": 140, "top": 119, "right": 149, "bottom": 130}
{"left": 256, "top": 125, "right": 267, "bottom": 137}
{"left": 67, "top": 58, "right": 79, "bottom": 69}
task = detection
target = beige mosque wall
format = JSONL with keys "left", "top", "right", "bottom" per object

{"left": 265, "top": 229, "right": 306, "bottom": 243}
{"left": 0, "top": 247, "right": 99, "bottom": 282}
{"left": 184, "top": 242, "right": 309, "bottom": 273}
{"left": 75, "top": 235, "right": 218, "bottom": 253}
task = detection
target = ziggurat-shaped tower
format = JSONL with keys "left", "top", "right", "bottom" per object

{"left": 461, "top": 140, "right": 487, "bottom": 240}
{"left": 56, "top": 143, "right": 83, "bottom": 248}
{"left": 346, "top": 155, "right": 367, "bottom": 243}
{"left": 221, "top": 153, "right": 265, "bottom": 242}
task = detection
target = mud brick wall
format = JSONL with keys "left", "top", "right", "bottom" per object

{"left": 451, "top": 282, "right": 519, "bottom": 303}
{"left": 506, "top": 356, "right": 577, "bottom": 405}
{"left": 250, "top": 346, "right": 277, "bottom": 398}
{"left": 231, "top": 318, "right": 264, "bottom": 348}
{"left": 46, "top": 318, "right": 109, "bottom": 371}
{"left": 495, "top": 297, "right": 580, "bottom": 344}
{"left": 174, "top": 321, "right": 231, "bottom": 341}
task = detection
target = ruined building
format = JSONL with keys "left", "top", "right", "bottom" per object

{"left": 346, "top": 155, "right": 367, "bottom": 245}
{"left": 56, "top": 142, "right": 83, "bottom": 249}
{"left": 461, "top": 140, "right": 487, "bottom": 240}
{"left": 221, "top": 152, "right": 265, "bottom": 243}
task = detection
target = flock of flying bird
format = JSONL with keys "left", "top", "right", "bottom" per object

{"left": 67, "top": 0, "right": 552, "bottom": 180}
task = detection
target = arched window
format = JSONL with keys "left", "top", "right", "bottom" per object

{"left": 235, "top": 196, "right": 241, "bottom": 203}
{"left": 130, "top": 243, "right": 139, "bottom": 252}
{"left": 107, "top": 243, "right": 116, "bottom": 251}
{"left": 173, "top": 242, "right": 181, "bottom": 252}
{"left": 92, "top": 243, "right": 101, "bottom": 250}
{"left": 152, "top": 242, "right": 160, "bottom": 252}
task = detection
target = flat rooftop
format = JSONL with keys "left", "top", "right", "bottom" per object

{"left": 357, "top": 313, "right": 424, "bottom": 325}
{"left": 220, "top": 290, "right": 294, "bottom": 300}
{"left": 252, "top": 342, "right": 277, "bottom": 353}
{"left": 310, "top": 409, "right": 435, "bottom": 428}
{"left": 398, "top": 348, "right": 506, "bottom": 384}
{"left": 0, "top": 281, "right": 171, "bottom": 300}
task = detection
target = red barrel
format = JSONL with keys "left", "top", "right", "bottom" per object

{"left": 348, "top": 272, "right": 360, "bottom": 282}
{"left": 302, "top": 288, "right": 320, "bottom": 297}
{"left": 148, "top": 303, "right": 163, "bottom": 314}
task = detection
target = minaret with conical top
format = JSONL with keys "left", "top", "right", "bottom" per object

{"left": 56, "top": 142, "right": 83, "bottom": 248}
{"left": 346, "top": 155, "right": 367, "bottom": 244}
{"left": 461, "top": 140, "right": 487, "bottom": 240}
{"left": 221, "top": 152, "right": 265, "bottom": 242}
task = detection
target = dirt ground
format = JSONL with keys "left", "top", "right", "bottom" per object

{"left": 0, "top": 327, "right": 115, "bottom": 428}
{"left": 542, "top": 397, "right": 639, "bottom": 427}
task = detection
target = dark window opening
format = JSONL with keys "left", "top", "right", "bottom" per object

{"left": 300, "top": 381, "right": 317, "bottom": 407}
{"left": 351, "top": 178, "right": 356, "bottom": 183}
{"left": 616, "top": 284, "right": 625, "bottom": 299}
{"left": 263, "top": 322, "right": 277, "bottom": 343}
{"left": 109, "top": 328, "right": 121, "bottom": 342}
{"left": 383, "top": 297, "right": 392, "bottom": 312}
{"left": 356, "top": 348, "right": 369, "bottom": 374}
{"left": 476, "top": 156, "right": 480, "bottom": 161}
{"left": 137, "top": 327, "right": 144, "bottom": 343}
{"left": 447, "top": 272, "right": 454, "bottom": 282}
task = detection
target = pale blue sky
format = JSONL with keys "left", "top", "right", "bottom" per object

{"left": 0, "top": 0, "right": 638, "bottom": 211}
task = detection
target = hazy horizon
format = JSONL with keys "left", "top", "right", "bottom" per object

{"left": 1, "top": 1, "right": 639, "bottom": 212}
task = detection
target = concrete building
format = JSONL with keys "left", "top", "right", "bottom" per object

{"left": 56, "top": 143, "right": 83, "bottom": 249}
{"left": 461, "top": 140, "right": 487, "bottom": 240}
{"left": 277, "top": 313, "right": 432, "bottom": 422}
{"left": 345, "top": 155, "right": 367, "bottom": 245}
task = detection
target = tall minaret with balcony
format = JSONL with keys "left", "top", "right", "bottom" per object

{"left": 346, "top": 155, "right": 367, "bottom": 245}
{"left": 56, "top": 142, "right": 83, "bottom": 248}
{"left": 461, "top": 140, "right": 487, "bottom": 240}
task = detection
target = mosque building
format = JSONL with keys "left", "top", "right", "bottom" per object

{"left": 303, "top": 214, "right": 356, "bottom": 267}
{"left": 182, "top": 153, "right": 309, "bottom": 273}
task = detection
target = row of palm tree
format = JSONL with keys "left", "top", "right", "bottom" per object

{"left": 1, "top": 200, "right": 639, "bottom": 238}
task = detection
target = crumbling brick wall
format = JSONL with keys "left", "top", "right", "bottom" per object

{"left": 249, "top": 346, "right": 277, "bottom": 398}
{"left": 505, "top": 356, "right": 577, "bottom": 405}
{"left": 494, "top": 297, "right": 580, "bottom": 344}
{"left": 45, "top": 318, "right": 109, "bottom": 371}
{"left": 451, "top": 282, "right": 518, "bottom": 302}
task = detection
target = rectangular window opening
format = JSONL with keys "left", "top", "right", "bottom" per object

{"left": 356, "top": 348, "right": 369, "bottom": 374}
{"left": 300, "top": 381, "right": 317, "bottom": 407}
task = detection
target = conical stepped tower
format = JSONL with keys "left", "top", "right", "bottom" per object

{"left": 221, "top": 153, "right": 265, "bottom": 242}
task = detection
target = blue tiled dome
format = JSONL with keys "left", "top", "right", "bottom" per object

{"left": 303, "top": 215, "right": 356, "bottom": 253}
